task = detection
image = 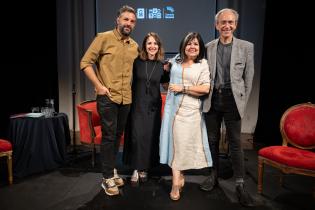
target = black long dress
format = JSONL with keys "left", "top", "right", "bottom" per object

{"left": 123, "top": 57, "right": 169, "bottom": 170}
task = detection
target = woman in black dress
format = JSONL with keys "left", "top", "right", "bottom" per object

{"left": 123, "top": 32, "right": 169, "bottom": 184}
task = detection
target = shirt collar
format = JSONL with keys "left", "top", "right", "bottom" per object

{"left": 113, "top": 28, "right": 131, "bottom": 44}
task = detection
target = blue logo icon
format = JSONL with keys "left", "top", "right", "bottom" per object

{"left": 137, "top": 8, "right": 145, "bottom": 19}
{"left": 136, "top": 6, "right": 175, "bottom": 20}
{"left": 148, "top": 8, "right": 162, "bottom": 19}
{"left": 164, "top": 6, "right": 175, "bottom": 19}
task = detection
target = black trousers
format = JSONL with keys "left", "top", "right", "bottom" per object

{"left": 97, "top": 95, "right": 130, "bottom": 178}
{"left": 205, "top": 88, "right": 245, "bottom": 179}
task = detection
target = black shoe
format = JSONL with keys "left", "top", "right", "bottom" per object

{"left": 200, "top": 171, "right": 218, "bottom": 192}
{"left": 138, "top": 171, "right": 148, "bottom": 182}
{"left": 235, "top": 184, "right": 255, "bottom": 207}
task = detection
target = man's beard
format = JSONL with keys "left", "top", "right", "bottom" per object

{"left": 118, "top": 25, "right": 132, "bottom": 36}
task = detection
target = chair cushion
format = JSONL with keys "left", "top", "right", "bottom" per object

{"left": 284, "top": 106, "right": 315, "bottom": 147}
{"left": 0, "top": 139, "right": 12, "bottom": 152}
{"left": 259, "top": 146, "right": 315, "bottom": 170}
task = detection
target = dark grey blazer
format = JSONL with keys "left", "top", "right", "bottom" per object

{"left": 202, "top": 37, "right": 254, "bottom": 118}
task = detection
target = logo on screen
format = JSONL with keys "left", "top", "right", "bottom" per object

{"left": 136, "top": 6, "right": 175, "bottom": 20}
{"left": 164, "top": 6, "right": 175, "bottom": 19}
{"left": 137, "top": 8, "right": 145, "bottom": 19}
{"left": 149, "top": 8, "right": 162, "bottom": 19}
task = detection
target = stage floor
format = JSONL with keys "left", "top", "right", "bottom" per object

{"left": 1, "top": 148, "right": 314, "bottom": 210}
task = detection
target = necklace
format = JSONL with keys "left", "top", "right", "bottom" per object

{"left": 145, "top": 60, "right": 157, "bottom": 94}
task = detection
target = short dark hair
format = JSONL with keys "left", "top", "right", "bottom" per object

{"left": 177, "top": 32, "right": 205, "bottom": 63}
{"left": 139, "top": 32, "right": 165, "bottom": 61}
{"left": 117, "top": 5, "right": 136, "bottom": 18}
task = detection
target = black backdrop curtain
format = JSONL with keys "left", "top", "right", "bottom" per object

{"left": 254, "top": 0, "right": 315, "bottom": 145}
{"left": 0, "top": 1, "right": 58, "bottom": 138}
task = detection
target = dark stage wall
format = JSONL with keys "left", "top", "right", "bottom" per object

{"left": 254, "top": 1, "right": 315, "bottom": 144}
{"left": 0, "top": 1, "right": 58, "bottom": 137}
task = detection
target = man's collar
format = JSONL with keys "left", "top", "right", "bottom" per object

{"left": 113, "top": 28, "right": 130, "bottom": 44}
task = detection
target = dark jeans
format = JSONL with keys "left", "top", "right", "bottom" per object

{"left": 205, "top": 88, "right": 245, "bottom": 179}
{"left": 97, "top": 95, "right": 130, "bottom": 179}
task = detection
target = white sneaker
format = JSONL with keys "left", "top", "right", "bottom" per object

{"left": 113, "top": 168, "right": 124, "bottom": 187}
{"left": 101, "top": 178, "right": 119, "bottom": 196}
{"left": 130, "top": 170, "right": 139, "bottom": 183}
{"left": 114, "top": 168, "right": 118, "bottom": 176}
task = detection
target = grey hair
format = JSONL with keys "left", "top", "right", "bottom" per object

{"left": 215, "top": 8, "right": 239, "bottom": 23}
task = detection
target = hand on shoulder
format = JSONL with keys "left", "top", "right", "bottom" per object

{"left": 200, "top": 58, "right": 209, "bottom": 67}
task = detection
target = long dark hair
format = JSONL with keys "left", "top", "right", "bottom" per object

{"left": 176, "top": 32, "right": 205, "bottom": 63}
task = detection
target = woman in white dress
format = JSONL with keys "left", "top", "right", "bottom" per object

{"left": 159, "top": 32, "right": 212, "bottom": 200}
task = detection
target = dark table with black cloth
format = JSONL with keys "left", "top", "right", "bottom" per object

{"left": 9, "top": 113, "right": 71, "bottom": 178}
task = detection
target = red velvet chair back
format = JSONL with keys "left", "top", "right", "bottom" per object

{"left": 77, "top": 100, "right": 102, "bottom": 145}
{"left": 280, "top": 103, "right": 315, "bottom": 149}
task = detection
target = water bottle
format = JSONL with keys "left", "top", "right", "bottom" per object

{"left": 50, "top": 99, "right": 55, "bottom": 114}
{"left": 44, "top": 99, "right": 55, "bottom": 117}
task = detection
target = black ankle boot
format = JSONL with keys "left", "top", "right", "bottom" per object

{"left": 235, "top": 184, "right": 255, "bottom": 207}
{"left": 200, "top": 169, "right": 217, "bottom": 191}
{"left": 138, "top": 171, "right": 148, "bottom": 182}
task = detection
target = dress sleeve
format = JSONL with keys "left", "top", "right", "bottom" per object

{"left": 197, "top": 59, "right": 210, "bottom": 85}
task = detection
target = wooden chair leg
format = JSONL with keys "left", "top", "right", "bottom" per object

{"left": 258, "top": 156, "right": 264, "bottom": 194}
{"left": 7, "top": 153, "right": 13, "bottom": 185}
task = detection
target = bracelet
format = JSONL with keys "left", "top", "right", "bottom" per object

{"left": 181, "top": 85, "right": 190, "bottom": 94}
{"left": 184, "top": 86, "right": 189, "bottom": 93}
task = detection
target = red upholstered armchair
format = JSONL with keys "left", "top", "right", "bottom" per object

{"left": 77, "top": 100, "right": 125, "bottom": 167}
{"left": 77, "top": 100, "right": 102, "bottom": 167}
{"left": 257, "top": 102, "right": 315, "bottom": 197}
{"left": 0, "top": 139, "right": 13, "bottom": 185}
